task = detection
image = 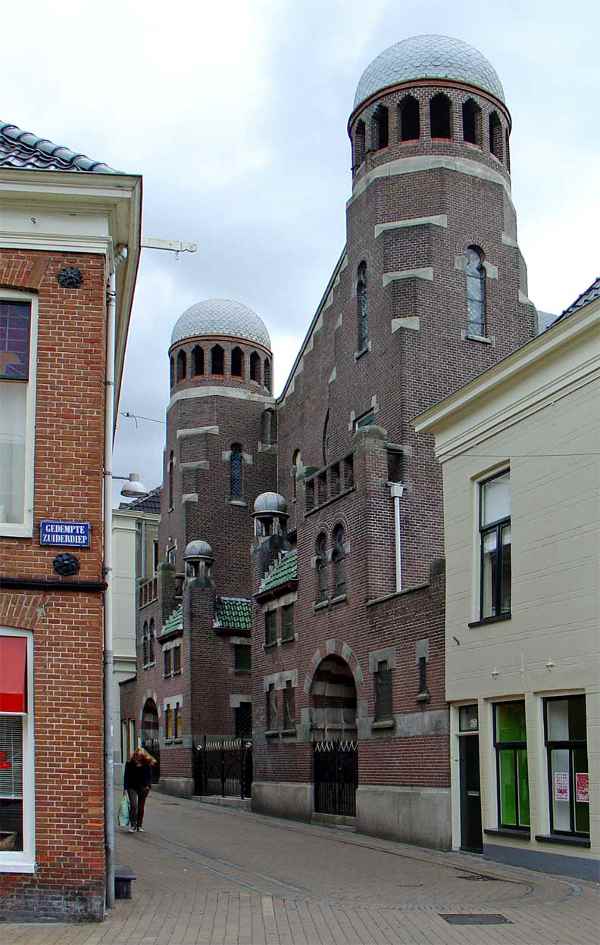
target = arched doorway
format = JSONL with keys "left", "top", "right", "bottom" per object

{"left": 141, "top": 698, "right": 160, "bottom": 783}
{"left": 310, "top": 656, "right": 358, "bottom": 816}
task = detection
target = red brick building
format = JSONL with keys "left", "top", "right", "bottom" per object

{"left": 0, "top": 123, "right": 141, "bottom": 918}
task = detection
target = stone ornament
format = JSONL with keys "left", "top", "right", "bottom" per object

{"left": 52, "top": 553, "right": 80, "bottom": 576}
{"left": 57, "top": 266, "right": 82, "bottom": 288}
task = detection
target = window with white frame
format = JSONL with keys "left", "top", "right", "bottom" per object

{"left": 0, "top": 630, "right": 34, "bottom": 872}
{"left": 0, "top": 294, "right": 37, "bottom": 537}
{"left": 479, "top": 470, "right": 511, "bottom": 620}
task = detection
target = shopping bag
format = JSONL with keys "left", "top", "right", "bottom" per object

{"left": 118, "top": 792, "right": 130, "bottom": 829}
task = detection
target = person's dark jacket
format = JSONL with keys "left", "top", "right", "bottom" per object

{"left": 124, "top": 760, "right": 152, "bottom": 791}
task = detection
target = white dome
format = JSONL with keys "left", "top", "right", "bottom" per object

{"left": 354, "top": 35, "right": 505, "bottom": 111}
{"left": 171, "top": 299, "right": 271, "bottom": 349}
{"left": 253, "top": 492, "right": 288, "bottom": 516}
{"left": 184, "top": 539, "right": 213, "bottom": 559}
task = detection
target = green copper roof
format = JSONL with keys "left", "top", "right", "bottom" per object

{"left": 259, "top": 550, "right": 298, "bottom": 595}
{"left": 214, "top": 597, "right": 253, "bottom": 632}
{"left": 161, "top": 604, "right": 183, "bottom": 636}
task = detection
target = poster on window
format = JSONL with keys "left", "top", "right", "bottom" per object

{"left": 575, "top": 772, "right": 589, "bottom": 804}
{"left": 553, "top": 771, "right": 570, "bottom": 802}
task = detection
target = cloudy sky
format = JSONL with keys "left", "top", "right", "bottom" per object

{"left": 5, "top": 1, "right": 599, "bottom": 502}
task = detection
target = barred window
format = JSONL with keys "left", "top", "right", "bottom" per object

{"left": 315, "top": 533, "right": 328, "bottom": 602}
{"left": 230, "top": 443, "right": 243, "bottom": 498}
{"left": 283, "top": 681, "right": 295, "bottom": 730}
{"left": 332, "top": 524, "right": 347, "bottom": 596}
{"left": 266, "top": 684, "right": 278, "bottom": 731}
{"left": 357, "top": 261, "right": 368, "bottom": 351}
{"left": 374, "top": 660, "right": 393, "bottom": 721}
{"left": 264, "top": 358, "right": 271, "bottom": 392}
{"left": 465, "top": 246, "right": 486, "bottom": 337}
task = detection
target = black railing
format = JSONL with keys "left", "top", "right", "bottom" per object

{"left": 194, "top": 736, "right": 253, "bottom": 799}
{"left": 313, "top": 739, "right": 358, "bottom": 816}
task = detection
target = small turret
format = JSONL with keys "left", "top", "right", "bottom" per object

{"left": 183, "top": 539, "right": 214, "bottom": 587}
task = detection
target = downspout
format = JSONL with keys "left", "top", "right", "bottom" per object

{"left": 103, "top": 265, "right": 117, "bottom": 910}
{"left": 390, "top": 483, "right": 405, "bottom": 593}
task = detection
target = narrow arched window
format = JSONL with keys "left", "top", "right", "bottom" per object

{"left": 332, "top": 524, "right": 347, "bottom": 597}
{"left": 142, "top": 621, "right": 149, "bottom": 666}
{"left": 322, "top": 409, "right": 330, "bottom": 466}
{"left": 398, "top": 95, "right": 420, "bottom": 141}
{"left": 250, "top": 351, "right": 261, "bottom": 383}
{"left": 231, "top": 346, "right": 244, "bottom": 378}
{"left": 169, "top": 356, "right": 174, "bottom": 388}
{"left": 489, "top": 111, "right": 503, "bottom": 160}
{"left": 292, "top": 448, "right": 301, "bottom": 501}
{"left": 315, "top": 533, "right": 328, "bottom": 603}
{"left": 354, "top": 119, "right": 366, "bottom": 167}
{"left": 192, "top": 346, "right": 204, "bottom": 376}
{"left": 211, "top": 344, "right": 224, "bottom": 375}
{"left": 263, "top": 358, "right": 271, "bottom": 392}
{"left": 230, "top": 443, "right": 243, "bottom": 497}
{"left": 505, "top": 128, "right": 511, "bottom": 172}
{"left": 465, "top": 246, "right": 486, "bottom": 337}
{"left": 462, "top": 99, "right": 481, "bottom": 145}
{"left": 430, "top": 93, "right": 452, "bottom": 138}
{"left": 176, "top": 349, "right": 187, "bottom": 382}
{"left": 168, "top": 450, "right": 174, "bottom": 510}
{"left": 357, "top": 261, "right": 368, "bottom": 351}
{"left": 261, "top": 408, "right": 276, "bottom": 445}
{"left": 371, "top": 105, "right": 389, "bottom": 150}
{"left": 148, "top": 618, "right": 155, "bottom": 664}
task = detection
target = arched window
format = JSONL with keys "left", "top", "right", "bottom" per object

{"left": 332, "top": 524, "right": 347, "bottom": 597}
{"left": 169, "top": 356, "right": 174, "bottom": 388}
{"left": 142, "top": 621, "right": 148, "bottom": 666}
{"left": 168, "top": 450, "right": 174, "bottom": 510}
{"left": 148, "top": 619, "right": 155, "bottom": 664}
{"left": 263, "top": 358, "right": 271, "bottom": 392}
{"left": 231, "top": 346, "right": 244, "bottom": 378}
{"left": 398, "top": 95, "right": 420, "bottom": 141}
{"left": 462, "top": 99, "right": 481, "bottom": 145}
{"left": 230, "top": 443, "right": 243, "bottom": 498}
{"left": 176, "top": 349, "right": 187, "bottom": 382}
{"left": 192, "top": 345, "right": 204, "bottom": 376}
{"left": 322, "top": 409, "right": 330, "bottom": 466}
{"left": 292, "top": 448, "right": 301, "bottom": 501}
{"left": 505, "top": 128, "right": 511, "bottom": 172}
{"left": 489, "top": 111, "right": 503, "bottom": 160}
{"left": 371, "top": 105, "right": 389, "bottom": 150}
{"left": 357, "top": 261, "right": 368, "bottom": 351}
{"left": 465, "top": 246, "right": 486, "bottom": 337}
{"left": 250, "top": 351, "right": 261, "bottom": 383}
{"left": 315, "top": 533, "right": 328, "bottom": 603}
{"left": 354, "top": 119, "right": 366, "bottom": 166}
{"left": 430, "top": 93, "right": 452, "bottom": 138}
{"left": 211, "top": 344, "right": 224, "bottom": 375}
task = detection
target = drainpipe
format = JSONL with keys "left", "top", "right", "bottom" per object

{"left": 390, "top": 483, "right": 405, "bottom": 593}
{"left": 103, "top": 266, "right": 117, "bottom": 910}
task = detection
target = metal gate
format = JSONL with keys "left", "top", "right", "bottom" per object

{"left": 142, "top": 737, "right": 160, "bottom": 784}
{"left": 313, "top": 739, "right": 358, "bottom": 816}
{"left": 194, "top": 736, "right": 252, "bottom": 798}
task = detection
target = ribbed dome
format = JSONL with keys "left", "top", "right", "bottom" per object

{"left": 184, "top": 540, "right": 213, "bottom": 559}
{"left": 354, "top": 35, "right": 504, "bottom": 111}
{"left": 171, "top": 299, "right": 271, "bottom": 349}
{"left": 253, "top": 492, "right": 288, "bottom": 516}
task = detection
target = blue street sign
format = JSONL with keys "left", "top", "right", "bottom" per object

{"left": 39, "top": 520, "right": 91, "bottom": 548}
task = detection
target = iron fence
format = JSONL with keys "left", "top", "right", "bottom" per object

{"left": 194, "top": 736, "right": 253, "bottom": 799}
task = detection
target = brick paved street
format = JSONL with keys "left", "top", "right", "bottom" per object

{"left": 1, "top": 791, "right": 598, "bottom": 944}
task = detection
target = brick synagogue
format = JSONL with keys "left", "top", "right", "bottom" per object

{"left": 120, "top": 33, "right": 538, "bottom": 850}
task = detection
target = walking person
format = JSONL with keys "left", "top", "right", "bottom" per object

{"left": 123, "top": 748, "right": 154, "bottom": 832}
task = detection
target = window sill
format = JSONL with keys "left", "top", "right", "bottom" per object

{"left": 264, "top": 730, "right": 279, "bottom": 739}
{"left": 143, "top": 662, "right": 156, "bottom": 670}
{"left": 0, "top": 861, "right": 36, "bottom": 874}
{"left": 280, "top": 728, "right": 297, "bottom": 738}
{"left": 468, "top": 613, "right": 511, "bottom": 629}
{"left": 313, "top": 600, "right": 329, "bottom": 612}
{"left": 228, "top": 499, "right": 247, "bottom": 508}
{"left": 354, "top": 346, "right": 370, "bottom": 361}
{"left": 372, "top": 719, "right": 395, "bottom": 730}
{"left": 485, "top": 827, "right": 530, "bottom": 841}
{"left": 330, "top": 593, "right": 348, "bottom": 607}
{"left": 0, "top": 525, "right": 33, "bottom": 539}
{"left": 264, "top": 640, "right": 278, "bottom": 650}
{"left": 416, "top": 690, "right": 431, "bottom": 703}
{"left": 535, "top": 833, "right": 591, "bottom": 849}
{"left": 281, "top": 635, "right": 295, "bottom": 645}
{"left": 234, "top": 669, "right": 251, "bottom": 675}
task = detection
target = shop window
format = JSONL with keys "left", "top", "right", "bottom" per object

{"left": 374, "top": 660, "right": 393, "bottom": 721}
{"left": 192, "top": 345, "right": 204, "bottom": 376}
{"left": 211, "top": 344, "right": 224, "bottom": 375}
{"left": 354, "top": 120, "right": 366, "bottom": 166}
{"left": 399, "top": 95, "right": 420, "bottom": 141}
{"left": 0, "top": 632, "right": 33, "bottom": 868}
{"left": 315, "top": 533, "right": 328, "bottom": 602}
{"left": 230, "top": 443, "right": 243, "bottom": 498}
{"left": 250, "top": 351, "right": 261, "bottom": 383}
{"left": 544, "top": 696, "right": 589, "bottom": 836}
{"left": 266, "top": 684, "right": 278, "bottom": 731}
{"left": 231, "top": 346, "right": 244, "bottom": 378}
{"left": 357, "top": 261, "right": 368, "bottom": 351}
{"left": 430, "top": 93, "right": 452, "bottom": 138}
{"left": 281, "top": 604, "right": 295, "bottom": 642}
{"left": 479, "top": 470, "right": 511, "bottom": 619}
{"left": 283, "top": 681, "right": 295, "bottom": 730}
{"left": 462, "top": 98, "right": 482, "bottom": 145}
{"left": 264, "top": 610, "right": 277, "bottom": 647}
{"left": 234, "top": 644, "right": 251, "bottom": 672}
{"left": 371, "top": 104, "right": 389, "bottom": 150}
{"left": 332, "top": 524, "right": 346, "bottom": 597}
{"left": 0, "top": 296, "right": 36, "bottom": 537}
{"left": 494, "top": 701, "right": 530, "bottom": 829}
{"left": 465, "top": 245, "right": 486, "bottom": 337}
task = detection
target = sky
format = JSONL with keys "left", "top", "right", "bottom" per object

{"left": 4, "top": 1, "right": 599, "bottom": 503}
